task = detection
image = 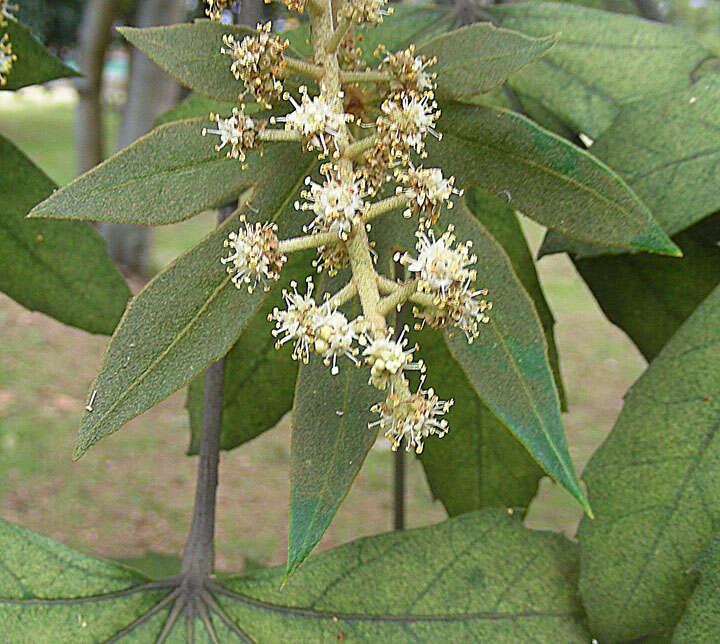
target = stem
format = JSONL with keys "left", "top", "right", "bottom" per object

{"left": 326, "top": 15, "right": 352, "bottom": 54}
{"left": 377, "top": 279, "right": 418, "bottom": 317}
{"left": 259, "top": 128, "right": 302, "bottom": 142}
{"left": 181, "top": 207, "right": 232, "bottom": 580}
{"left": 279, "top": 230, "right": 337, "bottom": 254}
{"left": 343, "top": 134, "right": 378, "bottom": 160}
{"left": 284, "top": 56, "right": 325, "bottom": 80}
{"left": 340, "top": 70, "right": 392, "bottom": 84}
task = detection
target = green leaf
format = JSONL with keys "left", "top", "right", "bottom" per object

{"left": 0, "top": 511, "right": 590, "bottom": 642}
{"left": 577, "top": 283, "right": 720, "bottom": 641}
{"left": 119, "top": 22, "right": 255, "bottom": 103}
{"left": 487, "top": 2, "right": 711, "bottom": 137}
{"left": 74, "top": 143, "right": 316, "bottom": 456}
{"left": 589, "top": 77, "right": 720, "bottom": 236}
{"left": 1, "top": 19, "right": 79, "bottom": 90}
{"left": 185, "top": 250, "right": 313, "bottom": 454}
{"left": 672, "top": 534, "right": 720, "bottom": 643}
{"left": 284, "top": 5, "right": 454, "bottom": 57}
{"left": 465, "top": 187, "right": 565, "bottom": 408}
{"left": 419, "top": 327, "right": 544, "bottom": 516}
{"left": 434, "top": 200, "right": 589, "bottom": 514}
{"left": 419, "top": 23, "right": 557, "bottom": 100}
{"left": 220, "top": 509, "right": 590, "bottom": 641}
{"left": 426, "top": 101, "right": 679, "bottom": 256}
{"left": 570, "top": 215, "right": 720, "bottom": 361}
{"left": 29, "top": 118, "right": 310, "bottom": 226}
{"left": 288, "top": 350, "right": 381, "bottom": 575}
{"left": 153, "top": 92, "right": 236, "bottom": 127}
{"left": 0, "top": 135, "right": 129, "bottom": 335}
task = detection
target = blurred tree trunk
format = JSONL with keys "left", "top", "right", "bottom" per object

{"left": 97, "top": 0, "right": 187, "bottom": 277}
{"left": 76, "top": 0, "right": 116, "bottom": 174}
{"left": 633, "top": 0, "right": 664, "bottom": 21}
{"left": 239, "top": 0, "right": 264, "bottom": 26}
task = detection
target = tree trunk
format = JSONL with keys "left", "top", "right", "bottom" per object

{"left": 97, "top": 0, "right": 187, "bottom": 277}
{"left": 239, "top": 0, "right": 264, "bottom": 27}
{"left": 76, "top": 0, "right": 116, "bottom": 175}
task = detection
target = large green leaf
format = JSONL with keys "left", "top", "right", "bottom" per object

{"left": 570, "top": 215, "right": 720, "bottom": 361}
{"left": 1, "top": 19, "right": 79, "bottom": 90}
{"left": 154, "top": 93, "right": 237, "bottom": 127}
{"left": 221, "top": 509, "right": 589, "bottom": 641}
{"left": 465, "top": 187, "right": 565, "bottom": 408}
{"left": 418, "top": 23, "right": 556, "bottom": 100}
{"left": 436, "top": 201, "right": 588, "bottom": 513}
{"left": 672, "top": 534, "right": 720, "bottom": 643}
{"left": 419, "top": 327, "right": 544, "bottom": 516}
{"left": 0, "top": 135, "right": 129, "bottom": 335}
{"left": 578, "top": 283, "right": 720, "bottom": 641}
{"left": 284, "top": 4, "right": 454, "bottom": 57}
{"left": 288, "top": 350, "right": 381, "bottom": 575}
{"left": 426, "top": 101, "right": 679, "bottom": 256}
{"left": 0, "top": 511, "right": 589, "bottom": 642}
{"left": 589, "top": 77, "right": 720, "bottom": 236}
{"left": 29, "top": 118, "right": 311, "bottom": 226}
{"left": 487, "top": 2, "right": 711, "bottom": 137}
{"left": 185, "top": 250, "right": 312, "bottom": 454}
{"left": 74, "top": 148, "right": 315, "bottom": 457}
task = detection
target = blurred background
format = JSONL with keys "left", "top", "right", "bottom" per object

{"left": 0, "top": 0, "right": 717, "bottom": 575}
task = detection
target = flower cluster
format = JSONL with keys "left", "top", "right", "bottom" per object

{"left": 221, "top": 216, "right": 286, "bottom": 293}
{"left": 202, "top": 107, "right": 262, "bottom": 164}
{"left": 221, "top": 23, "right": 288, "bottom": 108}
{"left": 202, "top": 0, "right": 493, "bottom": 453}
{"left": 0, "top": 2, "right": 16, "bottom": 86}
{"left": 205, "top": 0, "right": 230, "bottom": 21}
{"left": 398, "top": 226, "right": 492, "bottom": 342}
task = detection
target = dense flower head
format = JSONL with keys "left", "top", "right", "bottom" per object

{"left": 370, "top": 380, "right": 452, "bottom": 453}
{"left": 376, "top": 92, "right": 441, "bottom": 160}
{"left": 273, "top": 86, "right": 353, "bottom": 157}
{"left": 296, "top": 166, "right": 366, "bottom": 240}
{"left": 221, "top": 217, "right": 286, "bottom": 293}
{"left": 271, "top": 278, "right": 318, "bottom": 363}
{"left": 202, "top": 108, "right": 261, "bottom": 163}
{"left": 361, "top": 326, "right": 424, "bottom": 391}
{"left": 1, "top": 0, "right": 17, "bottom": 26}
{"left": 379, "top": 45, "right": 436, "bottom": 96}
{"left": 205, "top": 0, "right": 230, "bottom": 21}
{"left": 313, "top": 303, "right": 362, "bottom": 375}
{"left": 341, "top": 0, "right": 393, "bottom": 25}
{"left": 396, "top": 164, "right": 462, "bottom": 222}
{"left": 0, "top": 33, "right": 15, "bottom": 86}
{"left": 221, "top": 23, "right": 289, "bottom": 108}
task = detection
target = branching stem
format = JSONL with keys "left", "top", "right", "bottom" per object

{"left": 259, "top": 128, "right": 302, "bottom": 143}
{"left": 340, "top": 70, "right": 392, "bottom": 84}
{"left": 284, "top": 56, "right": 325, "bottom": 80}
{"left": 377, "top": 279, "right": 418, "bottom": 317}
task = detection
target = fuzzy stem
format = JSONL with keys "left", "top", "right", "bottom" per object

{"left": 364, "top": 194, "right": 409, "bottom": 223}
{"left": 326, "top": 15, "right": 352, "bottom": 54}
{"left": 340, "top": 70, "right": 392, "bottom": 84}
{"left": 343, "top": 134, "right": 378, "bottom": 160}
{"left": 259, "top": 128, "right": 302, "bottom": 142}
{"left": 284, "top": 56, "right": 325, "bottom": 80}
{"left": 377, "top": 279, "right": 418, "bottom": 317}
{"left": 328, "top": 280, "right": 358, "bottom": 307}
{"left": 279, "top": 230, "right": 337, "bottom": 254}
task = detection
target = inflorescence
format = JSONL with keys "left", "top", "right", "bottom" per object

{"left": 203, "top": 0, "right": 493, "bottom": 454}
{"left": 0, "top": 2, "right": 17, "bottom": 86}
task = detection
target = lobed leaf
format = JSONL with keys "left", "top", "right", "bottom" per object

{"left": 578, "top": 283, "right": 720, "bottom": 641}
{"left": 0, "top": 511, "right": 589, "bottom": 641}
{"left": 589, "top": 77, "right": 720, "bottom": 236}
{"left": 435, "top": 200, "right": 589, "bottom": 513}
{"left": 419, "top": 23, "right": 557, "bottom": 100}
{"left": 487, "top": 2, "right": 711, "bottom": 137}
{"left": 185, "top": 250, "right": 313, "bottom": 454}
{"left": 419, "top": 327, "right": 544, "bottom": 516}
{"left": 672, "top": 534, "right": 720, "bottom": 643}
{"left": 288, "top": 350, "right": 380, "bottom": 575}
{"left": 29, "top": 118, "right": 312, "bottom": 226}
{"left": 74, "top": 151, "right": 317, "bottom": 457}
{"left": 0, "top": 135, "right": 129, "bottom": 335}
{"left": 426, "top": 102, "right": 679, "bottom": 256}
{"left": 1, "top": 19, "right": 79, "bottom": 91}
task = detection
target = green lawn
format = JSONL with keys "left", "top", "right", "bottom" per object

{"left": 0, "top": 98, "right": 646, "bottom": 572}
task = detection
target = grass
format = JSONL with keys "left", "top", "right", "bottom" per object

{"left": 0, "top": 96, "right": 646, "bottom": 573}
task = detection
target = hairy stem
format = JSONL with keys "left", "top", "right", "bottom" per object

{"left": 340, "top": 70, "right": 392, "bottom": 84}
{"left": 284, "top": 56, "right": 325, "bottom": 80}
{"left": 181, "top": 207, "right": 232, "bottom": 580}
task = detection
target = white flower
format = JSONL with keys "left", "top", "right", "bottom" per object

{"left": 202, "top": 108, "right": 259, "bottom": 163}
{"left": 221, "top": 217, "right": 286, "bottom": 293}
{"left": 296, "top": 167, "right": 366, "bottom": 240}
{"left": 361, "top": 326, "right": 423, "bottom": 391}
{"left": 380, "top": 45, "right": 436, "bottom": 96}
{"left": 396, "top": 164, "right": 462, "bottom": 221}
{"left": 0, "top": 34, "right": 16, "bottom": 85}
{"left": 221, "top": 23, "right": 288, "bottom": 108}
{"left": 273, "top": 86, "right": 353, "bottom": 157}
{"left": 205, "top": 0, "right": 230, "bottom": 21}
{"left": 377, "top": 92, "right": 440, "bottom": 159}
{"left": 401, "top": 226, "right": 476, "bottom": 296}
{"left": 313, "top": 304, "right": 361, "bottom": 375}
{"left": 370, "top": 379, "right": 452, "bottom": 453}
{"left": 270, "top": 279, "right": 318, "bottom": 363}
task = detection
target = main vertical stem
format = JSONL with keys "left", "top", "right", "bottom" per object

{"left": 181, "top": 206, "right": 232, "bottom": 579}
{"left": 392, "top": 259, "right": 406, "bottom": 530}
